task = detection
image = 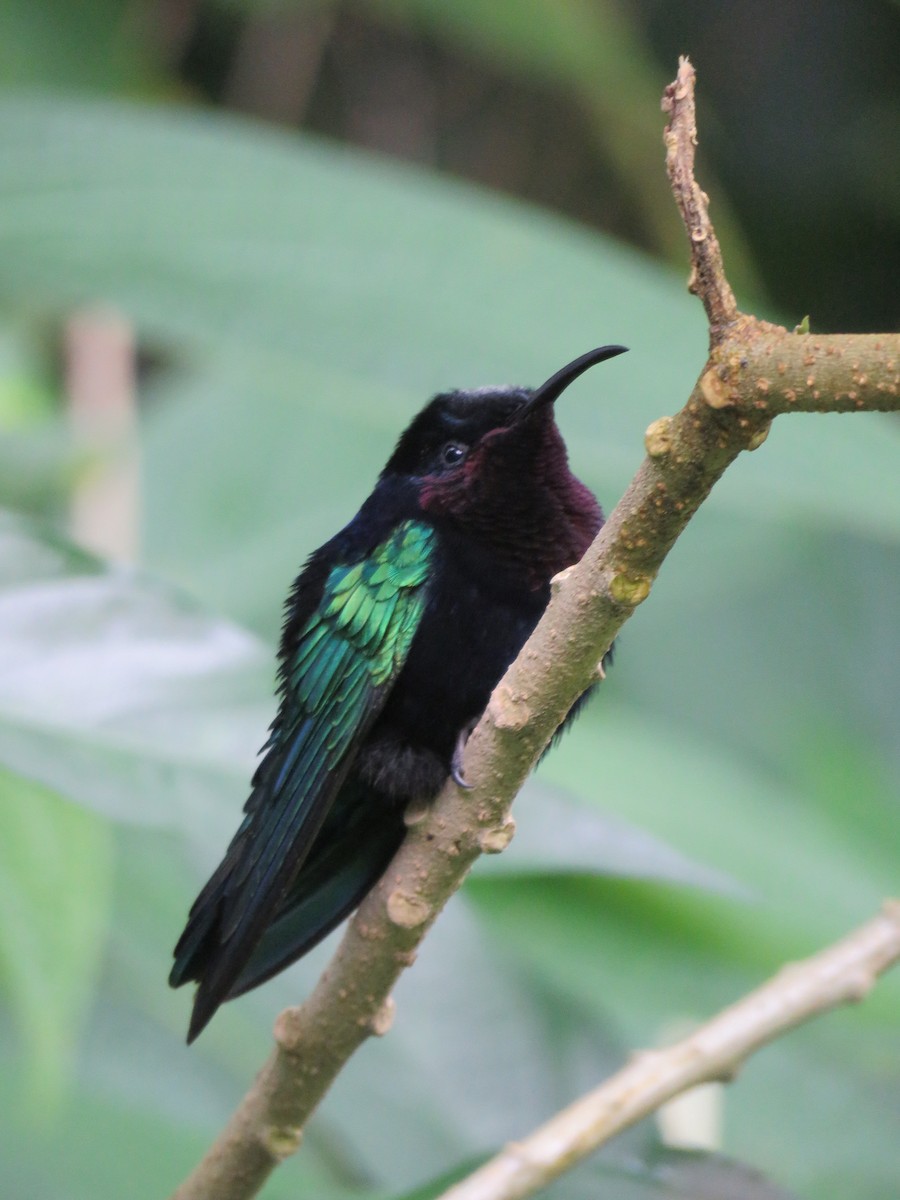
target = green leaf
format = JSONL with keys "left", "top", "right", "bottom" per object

{"left": 0, "top": 769, "right": 113, "bottom": 1108}
{"left": 0, "top": 0, "right": 161, "bottom": 93}
{"left": 540, "top": 704, "right": 896, "bottom": 952}
{"left": 392, "top": 1148, "right": 801, "bottom": 1200}
{"left": 478, "top": 781, "right": 744, "bottom": 896}
{"left": 0, "top": 509, "right": 272, "bottom": 840}
{"left": 0, "top": 1001, "right": 345, "bottom": 1200}
{"left": 547, "top": 1149, "right": 803, "bottom": 1199}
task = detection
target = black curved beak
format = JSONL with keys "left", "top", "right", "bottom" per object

{"left": 515, "top": 345, "right": 628, "bottom": 422}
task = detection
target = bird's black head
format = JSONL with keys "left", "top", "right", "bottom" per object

{"left": 381, "top": 345, "right": 627, "bottom": 585}
{"left": 383, "top": 345, "right": 627, "bottom": 481}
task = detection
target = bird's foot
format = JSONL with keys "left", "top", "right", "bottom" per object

{"left": 450, "top": 722, "right": 477, "bottom": 790}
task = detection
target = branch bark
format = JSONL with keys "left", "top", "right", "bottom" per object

{"left": 437, "top": 902, "right": 900, "bottom": 1200}
{"left": 169, "top": 57, "right": 900, "bottom": 1200}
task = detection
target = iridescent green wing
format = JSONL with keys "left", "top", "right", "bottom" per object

{"left": 171, "top": 520, "right": 434, "bottom": 1023}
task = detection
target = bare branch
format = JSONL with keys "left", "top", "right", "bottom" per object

{"left": 437, "top": 902, "right": 900, "bottom": 1200}
{"left": 662, "top": 56, "right": 739, "bottom": 341}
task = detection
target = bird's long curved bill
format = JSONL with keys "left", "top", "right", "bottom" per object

{"left": 516, "top": 344, "right": 628, "bottom": 421}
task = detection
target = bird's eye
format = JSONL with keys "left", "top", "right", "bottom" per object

{"left": 439, "top": 441, "right": 467, "bottom": 467}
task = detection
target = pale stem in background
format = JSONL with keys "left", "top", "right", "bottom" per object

{"left": 66, "top": 308, "right": 139, "bottom": 562}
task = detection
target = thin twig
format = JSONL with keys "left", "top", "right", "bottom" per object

{"left": 437, "top": 902, "right": 900, "bottom": 1200}
{"left": 662, "top": 56, "right": 739, "bottom": 341}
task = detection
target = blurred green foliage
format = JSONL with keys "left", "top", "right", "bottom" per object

{"left": 0, "top": 4, "right": 897, "bottom": 1200}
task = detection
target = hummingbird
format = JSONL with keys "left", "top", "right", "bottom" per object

{"left": 170, "top": 344, "right": 626, "bottom": 1042}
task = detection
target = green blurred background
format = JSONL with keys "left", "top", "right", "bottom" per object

{"left": 0, "top": 3, "right": 898, "bottom": 1199}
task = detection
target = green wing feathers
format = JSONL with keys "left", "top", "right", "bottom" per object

{"left": 235, "top": 520, "right": 434, "bottom": 908}
{"left": 170, "top": 520, "right": 434, "bottom": 1032}
{"left": 297, "top": 519, "right": 434, "bottom": 692}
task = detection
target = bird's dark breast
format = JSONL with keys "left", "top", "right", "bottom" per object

{"left": 356, "top": 537, "right": 547, "bottom": 801}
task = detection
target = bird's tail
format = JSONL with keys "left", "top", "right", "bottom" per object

{"left": 229, "top": 786, "right": 405, "bottom": 999}
{"left": 171, "top": 781, "right": 406, "bottom": 1041}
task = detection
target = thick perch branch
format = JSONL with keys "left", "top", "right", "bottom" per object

{"left": 437, "top": 902, "right": 900, "bottom": 1200}
{"left": 170, "top": 60, "right": 900, "bottom": 1200}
